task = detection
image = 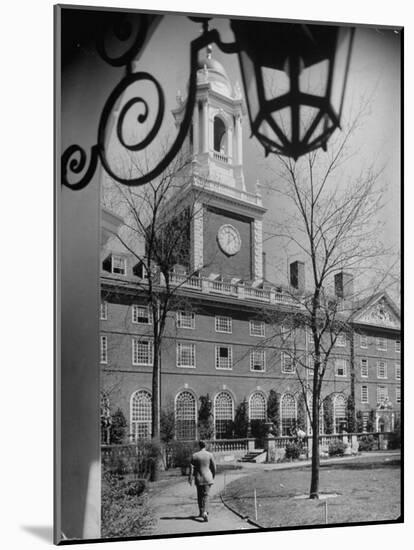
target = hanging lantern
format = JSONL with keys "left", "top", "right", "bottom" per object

{"left": 230, "top": 20, "right": 355, "bottom": 159}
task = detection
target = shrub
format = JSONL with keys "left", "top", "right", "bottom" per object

{"left": 388, "top": 422, "right": 401, "bottom": 450}
{"left": 285, "top": 442, "right": 301, "bottom": 460}
{"left": 102, "top": 472, "right": 154, "bottom": 538}
{"left": 328, "top": 440, "right": 346, "bottom": 456}
{"left": 169, "top": 441, "right": 198, "bottom": 474}
{"left": 358, "top": 434, "right": 376, "bottom": 452}
{"left": 356, "top": 410, "right": 364, "bottom": 433}
{"left": 323, "top": 397, "right": 334, "bottom": 434}
{"left": 198, "top": 395, "right": 214, "bottom": 440}
{"left": 103, "top": 440, "right": 163, "bottom": 480}
{"left": 250, "top": 419, "right": 268, "bottom": 447}
{"left": 347, "top": 395, "right": 356, "bottom": 433}
{"left": 297, "top": 395, "right": 307, "bottom": 433}
{"left": 267, "top": 390, "right": 280, "bottom": 436}
{"left": 234, "top": 398, "right": 249, "bottom": 438}
{"left": 141, "top": 439, "right": 163, "bottom": 481}
{"left": 160, "top": 407, "right": 175, "bottom": 443}
{"left": 366, "top": 409, "right": 376, "bottom": 433}
{"left": 110, "top": 408, "right": 127, "bottom": 445}
{"left": 108, "top": 455, "right": 130, "bottom": 476}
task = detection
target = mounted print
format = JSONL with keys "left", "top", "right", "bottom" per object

{"left": 55, "top": 4, "right": 403, "bottom": 544}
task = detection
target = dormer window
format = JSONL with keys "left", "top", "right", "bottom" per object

{"left": 133, "top": 261, "right": 147, "bottom": 279}
{"left": 112, "top": 255, "right": 126, "bottom": 275}
{"left": 102, "top": 254, "right": 127, "bottom": 275}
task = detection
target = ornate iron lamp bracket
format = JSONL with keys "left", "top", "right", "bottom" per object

{"left": 61, "top": 16, "right": 238, "bottom": 191}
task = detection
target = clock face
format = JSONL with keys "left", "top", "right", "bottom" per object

{"left": 217, "top": 224, "right": 241, "bottom": 256}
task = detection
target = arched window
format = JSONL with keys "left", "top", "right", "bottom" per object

{"left": 214, "top": 391, "right": 234, "bottom": 439}
{"left": 130, "top": 390, "right": 152, "bottom": 441}
{"left": 333, "top": 394, "right": 347, "bottom": 433}
{"left": 249, "top": 392, "right": 266, "bottom": 421}
{"left": 213, "top": 117, "right": 227, "bottom": 154}
{"left": 281, "top": 393, "right": 297, "bottom": 436}
{"left": 175, "top": 390, "right": 197, "bottom": 440}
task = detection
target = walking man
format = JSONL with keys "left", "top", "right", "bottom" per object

{"left": 188, "top": 441, "right": 216, "bottom": 522}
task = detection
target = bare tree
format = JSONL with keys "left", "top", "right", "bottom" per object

{"left": 263, "top": 101, "right": 398, "bottom": 499}
{"left": 102, "top": 150, "right": 211, "bottom": 463}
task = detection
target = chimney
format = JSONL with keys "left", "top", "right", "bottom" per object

{"left": 334, "top": 271, "right": 353, "bottom": 299}
{"left": 290, "top": 260, "right": 305, "bottom": 292}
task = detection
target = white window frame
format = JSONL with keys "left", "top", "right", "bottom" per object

{"left": 395, "top": 340, "right": 401, "bottom": 353}
{"left": 132, "top": 304, "right": 152, "bottom": 325}
{"left": 281, "top": 324, "right": 296, "bottom": 342}
{"left": 396, "top": 385, "right": 401, "bottom": 404}
{"left": 280, "top": 393, "right": 297, "bottom": 436}
{"left": 335, "top": 334, "right": 346, "bottom": 347}
{"left": 100, "top": 335, "right": 108, "bottom": 364}
{"left": 111, "top": 255, "right": 126, "bottom": 275}
{"left": 334, "top": 358, "right": 347, "bottom": 377}
{"left": 250, "top": 349, "right": 266, "bottom": 372}
{"left": 176, "top": 342, "right": 196, "bottom": 368}
{"left": 377, "top": 385, "right": 388, "bottom": 404}
{"left": 376, "top": 337, "right": 387, "bottom": 351}
{"left": 308, "top": 355, "right": 314, "bottom": 376}
{"left": 361, "top": 385, "right": 369, "bottom": 404}
{"left": 395, "top": 362, "right": 400, "bottom": 381}
{"left": 377, "top": 360, "right": 387, "bottom": 379}
{"left": 176, "top": 311, "right": 195, "bottom": 330}
{"left": 281, "top": 351, "right": 295, "bottom": 374}
{"left": 132, "top": 338, "right": 154, "bottom": 366}
{"left": 360, "top": 358, "right": 368, "bottom": 378}
{"left": 215, "top": 315, "right": 232, "bottom": 334}
{"left": 215, "top": 345, "right": 233, "bottom": 370}
{"left": 360, "top": 334, "right": 368, "bottom": 349}
{"left": 130, "top": 390, "right": 152, "bottom": 442}
{"left": 249, "top": 392, "right": 267, "bottom": 420}
{"left": 175, "top": 390, "right": 197, "bottom": 440}
{"left": 100, "top": 301, "right": 108, "bottom": 321}
{"left": 214, "top": 391, "right": 234, "bottom": 438}
{"left": 250, "top": 320, "right": 265, "bottom": 337}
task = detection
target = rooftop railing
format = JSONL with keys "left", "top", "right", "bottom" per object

{"left": 103, "top": 269, "right": 300, "bottom": 308}
{"left": 193, "top": 176, "right": 263, "bottom": 207}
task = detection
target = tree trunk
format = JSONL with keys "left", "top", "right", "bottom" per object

{"left": 151, "top": 340, "right": 160, "bottom": 440}
{"left": 150, "top": 335, "right": 162, "bottom": 482}
{"left": 350, "top": 333, "right": 356, "bottom": 431}
{"left": 309, "top": 370, "right": 320, "bottom": 499}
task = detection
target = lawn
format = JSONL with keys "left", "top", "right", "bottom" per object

{"left": 222, "top": 454, "right": 401, "bottom": 528}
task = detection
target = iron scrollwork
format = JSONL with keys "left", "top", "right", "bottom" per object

{"left": 61, "top": 14, "right": 238, "bottom": 191}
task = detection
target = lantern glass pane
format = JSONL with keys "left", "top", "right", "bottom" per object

{"left": 299, "top": 59, "right": 329, "bottom": 98}
{"left": 271, "top": 108, "right": 292, "bottom": 142}
{"left": 330, "top": 27, "right": 354, "bottom": 117}
{"left": 299, "top": 105, "right": 320, "bottom": 140}
{"left": 262, "top": 66, "right": 290, "bottom": 100}
{"left": 258, "top": 119, "right": 283, "bottom": 150}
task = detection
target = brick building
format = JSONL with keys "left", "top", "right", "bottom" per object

{"left": 100, "top": 50, "right": 401, "bottom": 442}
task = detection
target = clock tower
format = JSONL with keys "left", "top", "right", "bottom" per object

{"left": 172, "top": 46, "right": 266, "bottom": 282}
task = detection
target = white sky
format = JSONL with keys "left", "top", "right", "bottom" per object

{"left": 116, "top": 15, "right": 401, "bottom": 290}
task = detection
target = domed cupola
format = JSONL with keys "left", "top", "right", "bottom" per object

{"left": 172, "top": 45, "right": 247, "bottom": 191}
{"left": 197, "top": 45, "right": 232, "bottom": 96}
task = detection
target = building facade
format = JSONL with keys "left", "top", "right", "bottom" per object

{"left": 100, "top": 50, "right": 401, "bottom": 442}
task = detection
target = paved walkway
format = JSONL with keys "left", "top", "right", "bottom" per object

{"left": 150, "top": 470, "right": 254, "bottom": 535}
{"left": 149, "top": 451, "right": 400, "bottom": 536}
